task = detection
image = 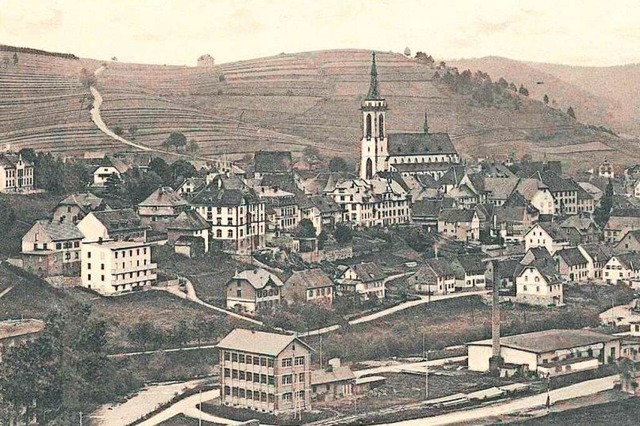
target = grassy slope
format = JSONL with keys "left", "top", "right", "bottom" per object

{"left": 2, "top": 47, "right": 629, "bottom": 172}
{"left": 517, "top": 397, "right": 640, "bottom": 425}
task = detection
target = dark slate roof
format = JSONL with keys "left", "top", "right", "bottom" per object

{"left": 391, "top": 162, "right": 452, "bottom": 173}
{"left": 522, "top": 247, "right": 554, "bottom": 264}
{"left": 555, "top": 248, "right": 588, "bottom": 267}
{"left": 175, "top": 235, "right": 204, "bottom": 246}
{"left": 416, "top": 173, "right": 440, "bottom": 189}
{"left": 91, "top": 209, "right": 147, "bottom": 233}
{"left": 610, "top": 208, "right": 640, "bottom": 219}
{"left": 57, "top": 193, "right": 106, "bottom": 213}
{"left": 615, "top": 253, "right": 640, "bottom": 270}
{"left": 260, "top": 173, "right": 298, "bottom": 192}
{"left": 537, "top": 222, "right": 570, "bottom": 241}
{"left": 494, "top": 206, "right": 537, "bottom": 224}
{"left": 167, "top": 210, "right": 209, "bottom": 231}
{"left": 388, "top": 132, "right": 457, "bottom": 156}
{"left": 509, "top": 161, "right": 562, "bottom": 178}
{"left": 439, "top": 165, "right": 466, "bottom": 186}
{"left": 417, "top": 258, "right": 456, "bottom": 279}
{"left": 438, "top": 208, "right": 476, "bottom": 223}
{"left": 254, "top": 151, "right": 293, "bottom": 174}
{"left": 579, "top": 243, "right": 612, "bottom": 263}
{"left": 310, "top": 195, "right": 341, "bottom": 214}
{"left": 138, "top": 187, "right": 189, "bottom": 208}
{"left": 492, "top": 258, "right": 521, "bottom": 280}
{"left": 454, "top": 254, "right": 487, "bottom": 275}
{"left": 519, "top": 259, "right": 562, "bottom": 284}
{"left": 536, "top": 170, "right": 580, "bottom": 193}
{"left": 188, "top": 178, "right": 260, "bottom": 207}
{"left": 412, "top": 199, "right": 443, "bottom": 218}
{"left": 0, "top": 153, "right": 33, "bottom": 168}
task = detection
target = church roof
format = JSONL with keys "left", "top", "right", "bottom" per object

{"left": 388, "top": 132, "right": 457, "bottom": 156}
{"left": 366, "top": 52, "right": 381, "bottom": 100}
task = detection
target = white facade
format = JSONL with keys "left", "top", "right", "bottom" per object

{"left": 194, "top": 202, "right": 265, "bottom": 254}
{"left": 524, "top": 224, "right": 569, "bottom": 255}
{"left": 92, "top": 166, "right": 120, "bottom": 187}
{"left": 80, "top": 240, "right": 157, "bottom": 295}
{"left": 603, "top": 256, "right": 640, "bottom": 285}
{"left": 515, "top": 266, "right": 564, "bottom": 307}
{"left": 0, "top": 155, "right": 34, "bottom": 192}
{"left": 530, "top": 189, "right": 555, "bottom": 216}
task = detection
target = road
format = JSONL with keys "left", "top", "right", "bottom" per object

{"left": 353, "top": 356, "right": 468, "bottom": 378}
{"left": 135, "top": 389, "right": 243, "bottom": 426}
{"left": 108, "top": 344, "right": 218, "bottom": 358}
{"left": 383, "top": 375, "right": 618, "bottom": 426}
{"left": 92, "top": 379, "right": 208, "bottom": 425}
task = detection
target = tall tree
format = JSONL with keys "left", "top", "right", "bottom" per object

{"left": 594, "top": 179, "right": 613, "bottom": 228}
{"left": 543, "top": 94, "right": 549, "bottom": 104}
{"left": 567, "top": 106, "right": 576, "bottom": 119}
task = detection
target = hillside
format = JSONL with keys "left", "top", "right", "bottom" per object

{"left": 1, "top": 46, "right": 637, "bottom": 171}
{"left": 449, "top": 56, "right": 640, "bottom": 137}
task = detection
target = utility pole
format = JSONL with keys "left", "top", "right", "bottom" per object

{"left": 423, "top": 333, "right": 429, "bottom": 400}
{"left": 199, "top": 389, "right": 202, "bottom": 426}
{"left": 79, "top": 412, "right": 83, "bottom": 426}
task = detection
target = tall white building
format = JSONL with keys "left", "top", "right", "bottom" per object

{"left": 81, "top": 240, "right": 157, "bottom": 295}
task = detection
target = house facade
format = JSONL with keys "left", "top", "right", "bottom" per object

{"left": 437, "top": 209, "right": 480, "bottom": 241}
{"left": 524, "top": 222, "right": 570, "bottom": 255}
{"left": 51, "top": 193, "right": 109, "bottom": 224}
{"left": 77, "top": 209, "right": 148, "bottom": 243}
{"left": 283, "top": 269, "right": 335, "bottom": 306}
{"left": 80, "top": 240, "right": 157, "bottom": 295}
{"left": 515, "top": 262, "right": 564, "bottom": 307}
{"left": 218, "top": 329, "right": 312, "bottom": 414}
{"left": 603, "top": 253, "right": 640, "bottom": 286}
{"left": 335, "top": 262, "right": 386, "bottom": 300}
{"left": 409, "top": 258, "right": 456, "bottom": 295}
{"left": 225, "top": 269, "right": 284, "bottom": 313}
{"left": 0, "top": 153, "right": 34, "bottom": 192}
{"left": 21, "top": 220, "right": 84, "bottom": 277}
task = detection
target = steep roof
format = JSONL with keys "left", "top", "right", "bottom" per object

{"left": 438, "top": 208, "right": 476, "bottom": 223}
{"left": 492, "top": 258, "right": 521, "bottom": 280}
{"left": 416, "top": 258, "right": 456, "bottom": 280}
{"left": 559, "top": 216, "right": 597, "bottom": 232}
{"left": 254, "top": 151, "right": 293, "bottom": 174}
{"left": 484, "top": 178, "right": 519, "bottom": 200}
{"left": 345, "top": 262, "right": 386, "bottom": 283}
{"left": 469, "top": 329, "right": 618, "bottom": 354}
{"left": 217, "top": 328, "right": 312, "bottom": 357}
{"left": 536, "top": 170, "right": 579, "bottom": 193}
{"left": 555, "top": 247, "right": 588, "bottom": 267}
{"left": 519, "top": 259, "right": 562, "bottom": 284}
{"left": 509, "top": 160, "right": 562, "bottom": 178}
{"left": 90, "top": 209, "right": 147, "bottom": 233}
{"left": 260, "top": 173, "right": 298, "bottom": 192}
{"left": 453, "top": 254, "right": 487, "bottom": 275}
{"left": 232, "top": 268, "right": 284, "bottom": 289}
{"left": 388, "top": 132, "right": 457, "bottom": 156}
{"left": 613, "top": 253, "right": 640, "bottom": 271}
{"left": 167, "top": 210, "right": 209, "bottom": 231}
{"left": 0, "top": 153, "right": 32, "bottom": 169}
{"left": 513, "top": 178, "right": 548, "bottom": 201}
{"left": 412, "top": 199, "right": 443, "bottom": 218}
{"left": 188, "top": 179, "right": 260, "bottom": 207}
{"left": 536, "top": 222, "right": 570, "bottom": 241}
{"left": 29, "top": 219, "right": 84, "bottom": 242}
{"left": 285, "top": 269, "right": 334, "bottom": 290}
{"left": 138, "top": 187, "right": 189, "bottom": 208}
{"left": 57, "top": 193, "right": 106, "bottom": 213}
{"left": 439, "top": 165, "right": 466, "bottom": 186}
{"left": 579, "top": 243, "right": 612, "bottom": 263}
{"left": 310, "top": 195, "right": 341, "bottom": 214}
{"left": 494, "top": 206, "right": 536, "bottom": 224}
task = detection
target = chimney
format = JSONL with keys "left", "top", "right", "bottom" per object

{"left": 489, "top": 260, "right": 503, "bottom": 375}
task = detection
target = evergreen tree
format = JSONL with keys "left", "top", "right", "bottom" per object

{"left": 543, "top": 94, "right": 549, "bottom": 104}
{"left": 594, "top": 179, "right": 613, "bottom": 228}
{"left": 567, "top": 106, "right": 576, "bottom": 119}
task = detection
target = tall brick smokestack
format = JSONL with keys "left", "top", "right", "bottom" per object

{"left": 489, "top": 260, "right": 503, "bottom": 375}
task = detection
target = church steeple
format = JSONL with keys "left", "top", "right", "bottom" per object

{"left": 366, "top": 52, "right": 380, "bottom": 100}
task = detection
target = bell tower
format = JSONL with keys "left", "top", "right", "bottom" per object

{"left": 360, "top": 52, "right": 388, "bottom": 180}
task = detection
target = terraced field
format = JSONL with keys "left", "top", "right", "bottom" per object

{"left": 1, "top": 47, "right": 634, "bottom": 168}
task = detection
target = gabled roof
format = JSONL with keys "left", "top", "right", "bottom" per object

{"left": 513, "top": 178, "right": 549, "bottom": 201}
{"left": 484, "top": 178, "right": 519, "bottom": 200}
{"left": 28, "top": 220, "right": 84, "bottom": 242}
{"left": 343, "top": 262, "right": 386, "bottom": 283}
{"left": 90, "top": 209, "right": 147, "bottom": 233}
{"left": 453, "top": 254, "right": 487, "bottom": 275}
{"left": 559, "top": 216, "right": 597, "bottom": 232}
{"left": 492, "top": 258, "right": 521, "bottom": 280}
{"left": 518, "top": 259, "right": 562, "bottom": 284}
{"left": 388, "top": 132, "right": 457, "bottom": 156}
{"left": 138, "top": 187, "right": 189, "bottom": 208}
{"left": 416, "top": 258, "right": 456, "bottom": 280}
{"left": 555, "top": 247, "right": 588, "bottom": 267}
{"left": 439, "top": 165, "right": 466, "bottom": 186}
{"left": 310, "top": 195, "right": 341, "bottom": 214}
{"left": 494, "top": 205, "right": 537, "bottom": 224}
{"left": 376, "top": 171, "right": 410, "bottom": 193}
{"left": 534, "top": 222, "right": 570, "bottom": 242}
{"left": 438, "top": 208, "right": 477, "bottom": 223}
{"left": 57, "top": 193, "right": 106, "bottom": 214}
{"left": 174, "top": 177, "right": 207, "bottom": 193}
{"left": 0, "top": 153, "right": 32, "bottom": 169}
{"left": 188, "top": 179, "right": 260, "bottom": 207}
{"left": 231, "top": 268, "right": 284, "bottom": 289}
{"left": 536, "top": 170, "right": 579, "bottom": 193}
{"left": 254, "top": 151, "right": 293, "bottom": 174}
{"left": 522, "top": 247, "right": 554, "bottom": 264}
{"left": 167, "top": 210, "right": 209, "bottom": 231}
{"left": 285, "top": 269, "right": 334, "bottom": 290}
{"left": 412, "top": 199, "right": 443, "bottom": 218}
{"left": 509, "top": 160, "right": 562, "bottom": 178}
{"left": 217, "top": 328, "right": 312, "bottom": 357}
{"left": 612, "top": 253, "right": 640, "bottom": 271}
{"left": 579, "top": 243, "right": 612, "bottom": 263}
{"left": 260, "top": 173, "right": 298, "bottom": 192}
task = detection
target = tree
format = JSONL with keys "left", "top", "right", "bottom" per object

{"left": 329, "top": 157, "right": 350, "bottom": 172}
{"left": 594, "top": 179, "right": 613, "bottom": 228}
{"left": 169, "top": 159, "right": 197, "bottom": 183}
{"left": 0, "top": 199, "right": 15, "bottom": 237}
{"left": 18, "top": 148, "right": 37, "bottom": 165}
{"left": 105, "top": 173, "right": 123, "bottom": 196}
{"left": 113, "top": 125, "right": 124, "bottom": 137}
{"left": 79, "top": 68, "right": 97, "bottom": 88}
{"left": 334, "top": 224, "right": 353, "bottom": 244}
{"left": 186, "top": 139, "right": 199, "bottom": 154}
{"left": 415, "top": 52, "right": 435, "bottom": 66}
{"left": 148, "top": 157, "right": 171, "bottom": 184}
{"left": 567, "top": 106, "right": 576, "bottom": 119}
{"left": 128, "top": 125, "right": 138, "bottom": 139}
{"left": 518, "top": 84, "right": 529, "bottom": 96}
{"left": 12, "top": 52, "right": 18, "bottom": 65}
{"left": 404, "top": 46, "right": 411, "bottom": 56}
{"left": 318, "top": 230, "right": 328, "bottom": 250}
{"left": 543, "top": 94, "right": 549, "bottom": 104}
{"left": 163, "top": 132, "right": 187, "bottom": 151}
{"left": 295, "top": 219, "right": 317, "bottom": 238}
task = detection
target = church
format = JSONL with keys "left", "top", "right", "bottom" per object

{"left": 359, "top": 53, "right": 461, "bottom": 181}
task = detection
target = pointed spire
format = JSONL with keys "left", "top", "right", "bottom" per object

{"left": 423, "top": 110, "right": 429, "bottom": 134}
{"left": 367, "top": 52, "right": 380, "bottom": 100}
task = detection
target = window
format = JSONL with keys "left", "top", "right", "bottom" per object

{"left": 253, "top": 356, "right": 260, "bottom": 366}
{"left": 282, "top": 358, "right": 293, "bottom": 367}
{"left": 232, "top": 352, "right": 238, "bottom": 362}
{"left": 88, "top": 263, "right": 91, "bottom": 270}
{"left": 282, "top": 392, "right": 292, "bottom": 402}
{"left": 268, "top": 358, "right": 274, "bottom": 368}
{"left": 282, "top": 374, "right": 292, "bottom": 385}
{"left": 268, "top": 393, "right": 275, "bottom": 403}
{"left": 239, "top": 371, "right": 245, "bottom": 380}
{"left": 260, "top": 357, "right": 267, "bottom": 367}
{"left": 268, "top": 375, "right": 275, "bottom": 385}
{"left": 298, "top": 372, "right": 305, "bottom": 382}
{"left": 294, "top": 356, "right": 305, "bottom": 366}
{"left": 253, "top": 373, "right": 260, "bottom": 383}
{"left": 224, "top": 368, "right": 230, "bottom": 378}
{"left": 246, "top": 372, "right": 252, "bottom": 381}
{"left": 56, "top": 243, "right": 62, "bottom": 250}
{"left": 261, "top": 374, "right": 267, "bottom": 384}
{"left": 246, "top": 355, "right": 252, "bottom": 364}
{"left": 224, "top": 386, "right": 230, "bottom": 396}
{"left": 239, "top": 354, "right": 245, "bottom": 363}
{"left": 239, "top": 388, "right": 245, "bottom": 398}
{"left": 232, "top": 369, "right": 238, "bottom": 379}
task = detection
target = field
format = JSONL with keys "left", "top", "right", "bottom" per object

{"left": 1, "top": 47, "right": 632, "bottom": 171}
{"left": 516, "top": 395, "right": 640, "bottom": 425}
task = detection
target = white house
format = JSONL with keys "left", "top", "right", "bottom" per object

{"left": 335, "top": 262, "right": 387, "bottom": 300}
{"left": 603, "top": 253, "right": 640, "bottom": 286}
{"left": 225, "top": 269, "right": 284, "bottom": 313}
{"left": 80, "top": 240, "right": 157, "bottom": 295}
{"left": 515, "top": 261, "right": 564, "bottom": 307}
{"left": 524, "top": 222, "right": 570, "bottom": 255}
{"left": 77, "top": 209, "right": 148, "bottom": 243}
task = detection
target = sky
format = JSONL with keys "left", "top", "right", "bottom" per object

{"left": 1, "top": 0, "right": 640, "bottom": 67}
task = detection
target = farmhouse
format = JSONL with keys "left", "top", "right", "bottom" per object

{"left": 524, "top": 222, "right": 570, "bottom": 255}
{"left": 166, "top": 210, "right": 210, "bottom": 253}
{"left": 21, "top": 219, "right": 84, "bottom": 277}
{"left": 468, "top": 329, "right": 621, "bottom": 376}
{"left": 515, "top": 260, "right": 564, "bottom": 307}
{"left": 554, "top": 247, "right": 589, "bottom": 282}
{"left": 218, "top": 328, "right": 312, "bottom": 414}
{"left": 616, "top": 230, "right": 640, "bottom": 253}
{"left": 603, "top": 253, "right": 640, "bottom": 286}
{"left": 437, "top": 208, "right": 480, "bottom": 241}
{"left": 335, "top": 262, "right": 387, "bottom": 300}
{"left": 409, "top": 258, "right": 457, "bottom": 295}
{"left": 137, "top": 186, "right": 189, "bottom": 224}
{"left": 311, "top": 359, "right": 355, "bottom": 402}
{"left": 604, "top": 208, "right": 640, "bottom": 244}
{"left": 283, "top": 268, "right": 335, "bottom": 306}
{"left": 51, "top": 192, "right": 109, "bottom": 224}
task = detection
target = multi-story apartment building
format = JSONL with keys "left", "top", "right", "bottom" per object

{"left": 257, "top": 187, "right": 300, "bottom": 234}
{"left": 189, "top": 174, "right": 265, "bottom": 255}
{"left": 0, "top": 153, "right": 34, "bottom": 192}
{"left": 21, "top": 219, "right": 84, "bottom": 277}
{"left": 218, "top": 329, "right": 312, "bottom": 414}
{"left": 80, "top": 240, "right": 157, "bottom": 295}
{"left": 328, "top": 177, "right": 410, "bottom": 228}
{"left": 536, "top": 171, "right": 579, "bottom": 215}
